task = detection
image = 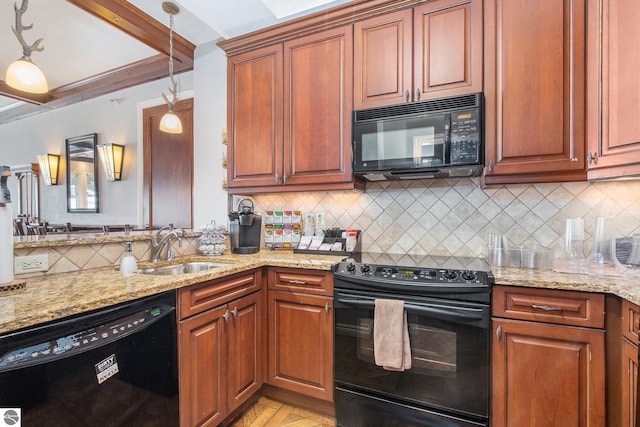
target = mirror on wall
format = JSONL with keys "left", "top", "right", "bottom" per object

{"left": 66, "top": 133, "right": 99, "bottom": 213}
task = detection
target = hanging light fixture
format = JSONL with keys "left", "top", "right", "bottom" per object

{"left": 97, "top": 143, "right": 125, "bottom": 181}
{"left": 6, "top": 0, "right": 48, "bottom": 94}
{"left": 159, "top": 2, "right": 183, "bottom": 134}
{"left": 37, "top": 154, "right": 59, "bottom": 186}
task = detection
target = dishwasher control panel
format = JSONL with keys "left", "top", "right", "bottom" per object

{"left": 0, "top": 304, "right": 173, "bottom": 372}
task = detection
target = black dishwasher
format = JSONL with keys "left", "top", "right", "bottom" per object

{"left": 0, "top": 291, "right": 178, "bottom": 426}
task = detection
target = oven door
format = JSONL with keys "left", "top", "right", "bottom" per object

{"left": 334, "top": 290, "right": 489, "bottom": 423}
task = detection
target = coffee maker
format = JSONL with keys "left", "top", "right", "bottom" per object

{"left": 229, "top": 198, "right": 262, "bottom": 254}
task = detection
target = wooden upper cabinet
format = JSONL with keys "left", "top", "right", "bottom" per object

{"left": 353, "top": 0, "right": 482, "bottom": 110}
{"left": 483, "top": 0, "right": 588, "bottom": 184}
{"left": 413, "top": 0, "right": 482, "bottom": 99}
{"left": 283, "top": 25, "right": 354, "bottom": 187}
{"left": 354, "top": 9, "right": 413, "bottom": 109}
{"left": 227, "top": 45, "right": 283, "bottom": 190}
{"left": 587, "top": 0, "right": 640, "bottom": 179}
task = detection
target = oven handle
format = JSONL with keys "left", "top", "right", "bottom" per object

{"left": 336, "top": 298, "right": 486, "bottom": 324}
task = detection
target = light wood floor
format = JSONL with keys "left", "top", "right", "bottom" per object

{"left": 229, "top": 397, "right": 337, "bottom": 427}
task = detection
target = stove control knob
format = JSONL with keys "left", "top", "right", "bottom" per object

{"left": 346, "top": 263, "right": 357, "bottom": 273}
{"left": 360, "top": 264, "right": 371, "bottom": 274}
{"left": 461, "top": 270, "right": 476, "bottom": 281}
{"left": 443, "top": 269, "right": 458, "bottom": 280}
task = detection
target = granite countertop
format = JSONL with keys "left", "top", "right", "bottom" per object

{"left": 4, "top": 248, "right": 640, "bottom": 336}
{"left": 493, "top": 266, "right": 640, "bottom": 306}
{"left": 0, "top": 250, "right": 343, "bottom": 335}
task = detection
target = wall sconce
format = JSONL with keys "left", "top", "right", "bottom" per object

{"left": 37, "top": 154, "right": 59, "bottom": 185}
{"left": 97, "top": 143, "right": 124, "bottom": 181}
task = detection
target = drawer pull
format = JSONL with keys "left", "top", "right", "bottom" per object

{"left": 222, "top": 309, "right": 230, "bottom": 323}
{"left": 496, "top": 325, "right": 502, "bottom": 341}
{"left": 325, "top": 302, "right": 331, "bottom": 313}
{"left": 531, "top": 304, "right": 563, "bottom": 312}
{"left": 288, "top": 280, "right": 307, "bottom": 285}
{"left": 231, "top": 306, "right": 238, "bottom": 319}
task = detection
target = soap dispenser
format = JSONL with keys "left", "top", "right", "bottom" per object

{"left": 120, "top": 242, "right": 138, "bottom": 276}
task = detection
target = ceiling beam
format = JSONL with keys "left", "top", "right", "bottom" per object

{"left": 0, "top": 0, "right": 195, "bottom": 123}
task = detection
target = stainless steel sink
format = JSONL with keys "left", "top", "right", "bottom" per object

{"left": 137, "top": 261, "right": 230, "bottom": 275}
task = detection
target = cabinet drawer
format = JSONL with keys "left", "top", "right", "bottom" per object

{"left": 179, "top": 269, "right": 261, "bottom": 319}
{"left": 268, "top": 268, "right": 333, "bottom": 296}
{"left": 492, "top": 285, "right": 605, "bottom": 328}
{"left": 622, "top": 299, "right": 640, "bottom": 343}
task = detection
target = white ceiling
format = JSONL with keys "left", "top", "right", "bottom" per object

{"left": 0, "top": 0, "right": 351, "bottom": 118}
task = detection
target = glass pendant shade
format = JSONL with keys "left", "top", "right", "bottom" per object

{"left": 6, "top": 58, "right": 48, "bottom": 94}
{"left": 159, "top": 111, "right": 183, "bottom": 134}
{"left": 37, "top": 153, "right": 59, "bottom": 185}
{"left": 97, "top": 143, "right": 125, "bottom": 181}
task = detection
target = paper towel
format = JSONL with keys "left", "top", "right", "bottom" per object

{"left": 0, "top": 205, "right": 13, "bottom": 284}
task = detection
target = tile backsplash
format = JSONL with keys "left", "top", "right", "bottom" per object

{"left": 252, "top": 178, "right": 640, "bottom": 258}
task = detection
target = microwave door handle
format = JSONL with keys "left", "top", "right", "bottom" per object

{"left": 336, "top": 298, "right": 485, "bottom": 324}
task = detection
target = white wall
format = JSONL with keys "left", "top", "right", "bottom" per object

{"left": 0, "top": 45, "right": 230, "bottom": 229}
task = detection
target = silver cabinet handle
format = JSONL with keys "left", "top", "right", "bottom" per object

{"left": 531, "top": 304, "right": 563, "bottom": 312}
{"left": 231, "top": 306, "right": 238, "bottom": 319}
{"left": 488, "top": 160, "right": 495, "bottom": 172}
{"left": 275, "top": 173, "right": 280, "bottom": 183}
{"left": 222, "top": 309, "right": 229, "bottom": 322}
{"left": 405, "top": 90, "right": 410, "bottom": 102}
{"left": 415, "top": 88, "right": 421, "bottom": 101}
{"left": 587, "top": 152, "right": 598, "bottom": 165}
{"left": 282, "top": 173, "right": 287, "bottom": 185}
{"left": 325, "top": 302, "right": 331, "bottom": 313}
{"left": 496, "top": 325, "right": 502, "bottom": 341}
{"left": 288, "top": 280, "right": 307, "bottom": 285}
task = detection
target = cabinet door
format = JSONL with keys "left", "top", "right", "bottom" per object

{"left": 484, "top": 0, "right": 587, "bottom": 183}
{"left": 414, "top": 0, "right": 482, "bottom": 100}
{"left": 227, "top": 292, "right": 263, "bottom": 413}
{"left": 179, "top": 305, "right": 228, "bottom": 427}
{"left": 227, "top": 44, "right": 283, "bottom": 189}
{"left": 492, "top": 318, "right": 605, "bottom": 427}
{"left": 283, "top": 25, "right": 353, "bottom": 187}
{"left": 622, "top": 339, "right": 639, "bottom": 427}
{"left": 587, "top": 0, "right": 640, "bottom": 179}
{"left": 268, "top": 290, "right": 333, "bottom": 401}
{"left": 353, "top": 9, "right": 413, "bottom": 109}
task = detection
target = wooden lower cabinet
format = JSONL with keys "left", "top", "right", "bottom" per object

{"left": 179, "top": 288, "right": 262, "bottom": 427}
{"left": 268, "top": 290, "right": 333, "bottom": 402}
{"left": 492, "top": 285, "right": 605, "bottom": 427}
{"left": 622, "top": 338, "right": 638, "bottom": 427}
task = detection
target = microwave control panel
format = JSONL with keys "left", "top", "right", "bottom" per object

{"left": 449, "top": 109, "right": 481, "bottom": 164}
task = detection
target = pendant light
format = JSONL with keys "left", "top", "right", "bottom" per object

{"left": 159, "top": 2, "right": 183, "bottom": 134}
{"left": 6, "top": 0, "right": 48, "bottom": 94}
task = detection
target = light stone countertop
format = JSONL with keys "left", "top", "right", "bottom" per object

{"left": 13, "top": 230, "right": 200, "bottom": 249}
{"left": 0, "top": 250, "right": 343, "bottom": 335}
{"left": 493, "top": 266, "right": 640, "bottom": 306}
{"left": 4, "top": 246, "right": 640, "bottom": 336}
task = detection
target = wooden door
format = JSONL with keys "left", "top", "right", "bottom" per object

{"left": 179, "top": 305, "right": 228, "bottom": 427}
{"left": 227, "top": 292, "right": 263, "bottom": 413}
{"left": 143, "top": 98, "right": 193, "bottom": 229}
{"left": 623, "top": 339, "right": 639, "bottom": 427}
{"left": 227, "top": 45, "right": 283, "bottom": 189}
{"left": 268, "top": 290, "right": 333, "bottom": 402}
{"left": 283, "top": 25, "right": 353, "bottom": 187}
{"left": 587, "top": 0, "right": 640, "bottom": 179}
{"left": 484, "top": 0, "right": 587, "bottom": 183}
{"left": 353, "top": 9, "right": 413, "bottom": 109}
{"left": 492, "top": 318, "right": 605, "bottom": 426}
{"left": 414, "top": 0, "right": 482, "bottom": 99}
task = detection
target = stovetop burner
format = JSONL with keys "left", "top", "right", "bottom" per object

{"left": 333, "top": 252, "right": 493, "bottom": 302}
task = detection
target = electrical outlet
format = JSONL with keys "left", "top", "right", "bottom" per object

{"left": 15, "top": 254, "right": 49, "bottom": 274}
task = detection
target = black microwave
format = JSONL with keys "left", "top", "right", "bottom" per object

{"left": 352, "top": 92, "right": 484, "bottom": 181}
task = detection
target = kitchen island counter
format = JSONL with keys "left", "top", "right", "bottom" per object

{"left": 0, "top": 250, "right": 342, "bottom": 335}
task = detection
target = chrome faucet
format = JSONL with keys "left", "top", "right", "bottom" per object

{"left": 150, "top": 225, "right": 186, "bottom": 262}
